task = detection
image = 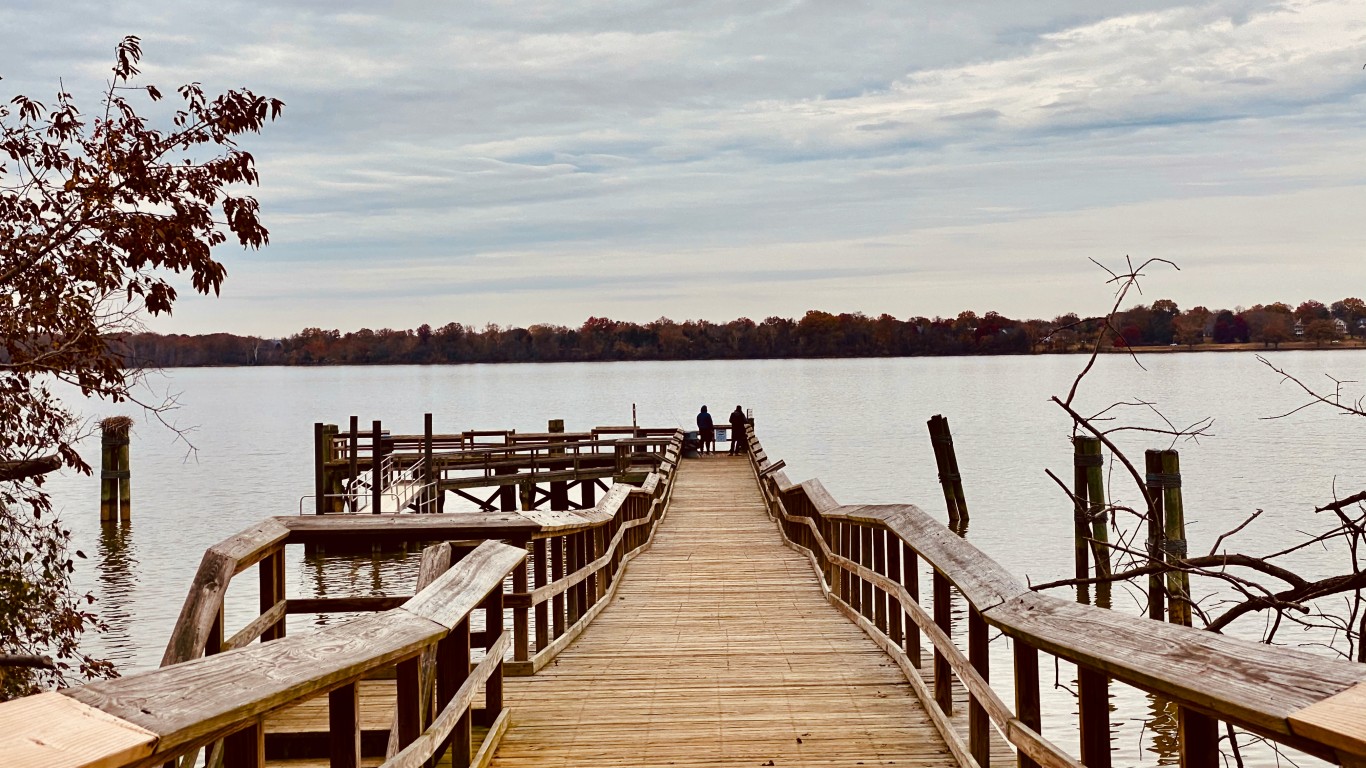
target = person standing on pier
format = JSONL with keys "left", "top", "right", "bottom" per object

{"left": 696, "top": 405, "right": 716, "bottom": 455}
{"left": 728, "top": 405, "right": 748, "bottom": 455}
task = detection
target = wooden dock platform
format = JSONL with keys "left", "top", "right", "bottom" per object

{"left": 490, "top": 456, "right": 959, "bottom": 767}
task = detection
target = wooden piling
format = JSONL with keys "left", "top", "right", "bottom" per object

{"left": 1143, "top": 450, "right": 1168, "bottom": 621}
{"left": 927, "top": 415, "right": 968, "bottom": 528}
{"left": 549, "top": 419, "right": 569, "bottom": 510}
{"left": 424, "top": 413, "right": 435, "bottom": 511}
{"left": 1157, "top": 450, "right": 1192, "bottom": 627}
{"left": 347, "top": 416, "right": 359, "bottom": 513}
{"left": 99, "top": 416, "right": 132, "bottom": 522}
{"left": 1074, "top": 437, "right": 1111, "bottom": 592}
{"left": 371, "top": 420, "right": 383, "bottom": 514}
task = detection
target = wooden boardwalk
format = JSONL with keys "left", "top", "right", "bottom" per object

{"left": 491, "top": 456, "right": 959, "bottom": 767}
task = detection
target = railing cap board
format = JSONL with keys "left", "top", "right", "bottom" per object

{"left": 68, "top": 609, "right": 444, "bottom": 759}
{"left": 208, "top": 518, "right": 290, "bottom": 572}
{"left": 402, "top": 541, "right": 526, "bottom": 629}
{"left": 1289, "top": 681, "right": 1366, "bottom": 758}
{"left": 280, "top": 513, "right": 539, "bottom": 543}
{"left": 986, "top": 592, "right": 1366, "bottom": 743}
{"left": 521, "top": 508, "right": 612, "bottom": 534}
{"left": 880, "top": 504, "right": 1029, "bottom": 611}
{"left": 0, "top": 692, "right": 158, "bottom": 768}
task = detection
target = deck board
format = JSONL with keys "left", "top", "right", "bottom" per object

{"left": 491, "top": 457, "right": 966, "bottom": 767}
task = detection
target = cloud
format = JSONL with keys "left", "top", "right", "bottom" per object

{"left": 3, "top": 0, "right": 1365, "bottom": 335}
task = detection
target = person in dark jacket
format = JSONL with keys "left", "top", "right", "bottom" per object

{"left": 728, "top": 405, "right": 748, "bottom": 455}
{"left": 696, "top": 405, "right": 715, "bottom": 455}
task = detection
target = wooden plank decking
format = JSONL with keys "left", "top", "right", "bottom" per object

{"left": 491, "top": 456, "right": 960, "bottom": 767}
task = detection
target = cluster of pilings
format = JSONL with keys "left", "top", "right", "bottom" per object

{"left": 99, "top": 416, "right": 132, "bottom": 522}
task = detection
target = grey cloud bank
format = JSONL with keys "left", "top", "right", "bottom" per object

{"left": 3, "top": 0, "right": 1364, "bottom": 335}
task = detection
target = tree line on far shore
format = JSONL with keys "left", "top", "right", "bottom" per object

{"left": 120, "top": 297, "right": 1366, "bottom": 368}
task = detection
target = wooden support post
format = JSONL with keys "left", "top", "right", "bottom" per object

{"left": 1144, "top": 450, "right": 1167, "bottom": 621}
{"left": 581, "top": 478, "right": 596, "bottom": 508}
{"left": 1013, "top": 639, "right": 1042, "bottom": 768}
{"left": 223, "top": 721, "right": 264, "bottom": 768}
{"left": 396, "top": 656, "right": 420, "bottom": 751}
{"left": 927, "top": 415, "right": 969, "bottom": 528}
{"left": 933, "top": 570, "right": 953, "bottom": 714}
{"left": 834, "top": 522, "right": 848, "bottom": 605}
{"left": 873, "top": 528, "right": 888, "bottom": 635}
{"left": 533, "top": 538, "right": 549, "bottom": 651}
{"left": 520, "top": 481, "right": 535, "bottom": 512}
{"left": 313, "top": 422, "right": 326, "bottom": 516}
{"left": 1159, "top": 450, "right": 1192, "bottom": 627}
{"left": 969, "top": 607, "right": 990, "bottom": 768}
{"left": 98, "top": 418, "right": 132, "bottom": 522}
{"left": 1078, "top": 665, "right": 1111, "bottom": 768}
{"left": 439, "top": 619, "right": 472, "bottom": 768}
{"left": 860, "top": 525, "right": 875, "bottom": 623}
{"left": 329, "top": 682, "right": 361, "bottom": 768}
{"left": 549, "top": 419, "right": 569, "bottom": 509}
{"left": 569, "top": 532, "right": 584, "bottom": 623}
{"left": 480, "top": 586, "right": 505, "bottom": 728}
{"left": 371, "top": 420, "right": 383, "bottom": 514}
{"left": 1076, "top": 437, "right": 1111, "bottom": 606}
{"left": 348, "top": 416, "right": 359, "bottom": 513}
{"left": 1178, "top": 707, "right": 1219, "bottom": 768}
{"left": 1071, "top": 437, "right": 1092, "bottom": 591}
{"left": 903, "top": 542, "right": 920, "bottom": 667}
{"left": 551, "top": 536, "right": 566, "bottom": 639}
{"left": 887, "top": 533, "right": 903, "bottom": 648}
{"left": 207, "top": 604, "right": 224, "bottom": 657}
{"left": 848, "top": 523, "right": 862, "bottom": 615}
{"left": 513, "top": 542, "right": 529, "bottom": 662}
{"left": 423, "top": 413, "right": 434, "bottom": 512}
{"left": 585, "top": 527, "right": 599, "bottom": 602}
{"left": 496, "top": 466, "right": 516, "bottom": 512}
{"left": 259, "top": 549, "right": 286, "bottom": 642}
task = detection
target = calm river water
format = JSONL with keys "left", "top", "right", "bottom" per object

{"left": 46, "top": 350, "right": 1366, "bottom": 765}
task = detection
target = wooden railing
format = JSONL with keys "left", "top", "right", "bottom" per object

{"left": 744, "top": 428, "right": 1366, "bottom": 768}
{"left": 163, "top": 431, "right": 682, "bottom": 671}
{"left": 0, "top": 540, "right": 524, "bottom": 768}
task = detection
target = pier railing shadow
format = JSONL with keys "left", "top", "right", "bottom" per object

{"left": 744, "top": 427, "right": 1366, "bottom": 768}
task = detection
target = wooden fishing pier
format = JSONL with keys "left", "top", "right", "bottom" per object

{"left": 4, "top": 422, "right": 1366, "bottom": 768}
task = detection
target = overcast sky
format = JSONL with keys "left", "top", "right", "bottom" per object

{"left": 4, "top": 0, "right": 1365, "bottom": 335}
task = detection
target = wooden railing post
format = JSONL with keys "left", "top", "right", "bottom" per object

{"left": 833, "top": 520, "right": 847, "bottom": 604}
{"left": 887, "top": 535, "right": 904, "bottom": 649}
{"left": 513, "top": 540, "right": 529, "bottom": 663}
{"left": 969, "top": 607, "right": 990, "bottom": 768}
{"left": 903, "top": 542, "right": 920, "bottom": 667}
{"left": 396, "top": 656, "right": 420, "bottom": 752}
{"left": 371, "top": 420, "right": 383, "bottom": 514}
{"left": 551, "top": 535, "right": 566, "bottom": 639}
{"left": 223, "top": 721, "right": 263, "bottom": 768}
{"left": 347, "top": 416, "right": 359, "bottom": 512}
{"left": 860, "top": 525, "right": 875, "bottom": 623}
{"left": 933, "top": 570, "right": 952, "bottom": 714}
{"left": 329, "top": 681, "right": 361, "bottom": 768}
{"left": 848, "top": 523, "right": 863, "bottom": 616}
{"left": 873, "top": 528, "right": 889, "bottom": 635}
{"left": 1013, "top": 640, "right": 1042, "bottom": 768}
{"left": 439, "top": 618, "right": 472, "bottom": 767}
{"left": 1179, "top": 707, "right": 1219, "bottom": 768}
{"left": 423, "top": 413, "right": 434, "bottom": 510}
{"left": 313, "top": 422, "right": 326, "bottom": 516}
{"left": 259, "top": 548, "right": 285, "bottom": 642}
{"left": 481, "top": 587, "right": 505, "bottom": 727}
{"left": 1078, "top": 665, "right": 1111, "bottom": 768}
{"left": 533, "top": 538, "right": 549, "bottom": 651}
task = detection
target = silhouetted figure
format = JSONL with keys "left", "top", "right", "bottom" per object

{"left": 728, "top": 405, "right": 748, "bottom": 455}
{"left": 696, "top": 405, "right": 715, "bottom": 455}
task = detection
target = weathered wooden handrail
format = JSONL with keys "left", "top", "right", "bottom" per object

{"left": 745, "top": 428, "right": 1366, "bottom": 768}
{"left": 0, "top": 540, "right": 525, "bottom": 768}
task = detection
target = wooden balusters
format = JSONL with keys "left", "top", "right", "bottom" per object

{"left": 1013, "top": 640, "right": 1042, "bottom": 768}
{"left": 873, "top": 528, "right": 888, "bottom": 635}
{"left": 933, "top": 570, "right": 952, "bottom": 714}
{"left": 396, "top": 656, "right": 420, "bottom": 752}
{"left": 223, "top": 721, "right": 264, "bottom": 768}
{"left": 440, "top": 618, "right": 472, "bottom": 767}
{"left": 1078, "top": 666, "right": 1111, "bottom": 768}
{"left": 968, "top": 607, "right": 990, "bottom": 768}
{"left": 903, "top": 542, "right": 920, "bottom": 668}
{"left": 551, "top": 535, "right": 566, "bottom": 639}
{"left": 887, "top": 534, "right": 903, "bottom": 649}
{"left": 533, "top": 538, "right": 549, "bottom": 651}
{"left": 1179, "top": 707, "right": 1219, "bottom": 768}
{"left": 329, "top": 682, "right": 361, "bottom": 768}
{"left": 513, "top": 547, "right": 529, "bottom": 662}
{"left": 481, "top": 587, "right": 505, "bottom": 728}
{"left": 258, "top": 548, "right": 285, "bottom": 642}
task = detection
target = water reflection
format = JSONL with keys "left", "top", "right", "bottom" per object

{"left": 95, "top": 521, "right": 139, "bottom": 668}
{"left": 301, "top": 546, "right": 422, "bottom": 630}
{"left": 1144, "top": 694, "right": 1181, "bottom": 766}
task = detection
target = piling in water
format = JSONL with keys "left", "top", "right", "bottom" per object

{"left": 926, "top": 415, "right": 968, "bottom": 531}
{"left": 1143, "top": 450, "right": 1168, "bottom": 621}
{"left": 99, "top": 416, "right": 132, "bottom": 522}
{"left": 1072, "top": 436, "right": 1110, "bottom": 608}
{"left": 1155, "top": 449, "right": 1192, "bottom": 627}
